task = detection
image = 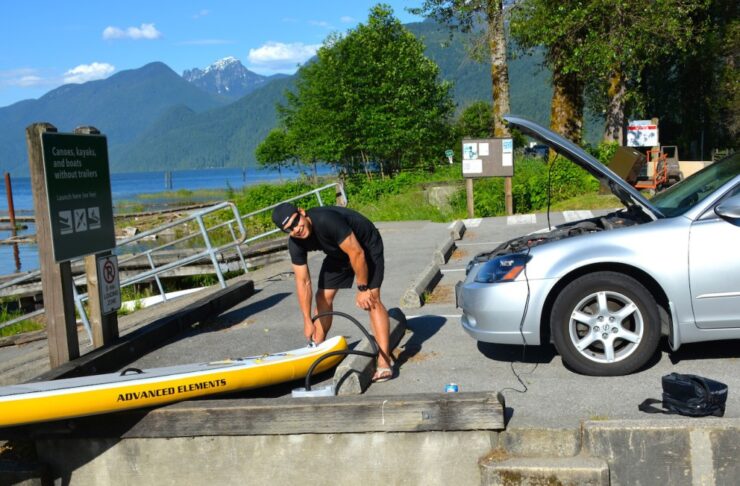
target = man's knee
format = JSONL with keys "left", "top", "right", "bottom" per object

{"left": 316, "top": 289, "right": 336, "bottom": 306}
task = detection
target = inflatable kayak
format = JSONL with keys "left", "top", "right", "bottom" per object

{"left": 0, "top": 335, "right": 347, "bottom": 427}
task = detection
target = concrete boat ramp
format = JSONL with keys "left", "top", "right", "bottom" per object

{"left": 1, "top": 214, "right": 738, "bottom": 485}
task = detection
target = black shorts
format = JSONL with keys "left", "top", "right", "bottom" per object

{"left": 318, "top": 251, "right": 385, "bottom": 290}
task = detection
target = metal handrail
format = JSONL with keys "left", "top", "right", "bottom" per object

{"left": 1, "top": 202, "right": 246, "bottom": 334}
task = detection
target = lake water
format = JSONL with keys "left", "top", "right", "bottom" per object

{"left": 0, "top": 166, "right": 332, "bottom": 275}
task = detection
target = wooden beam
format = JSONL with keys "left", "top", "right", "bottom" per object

{"left": 84, "top": 251, "right": 119, "bottom": 348}
{"left": 73, "top": 126, "right": 119, "bottom": 349}
{"left": 6, "top": 392, "right": 504, "bottom": 439}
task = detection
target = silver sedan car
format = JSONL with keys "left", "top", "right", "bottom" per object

{"left": 457, "top": 115, "right": 740, "bottom": 376}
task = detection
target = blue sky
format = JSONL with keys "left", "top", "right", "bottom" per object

{"left": 0, "top": 1, "right": 423, "bottom": 108}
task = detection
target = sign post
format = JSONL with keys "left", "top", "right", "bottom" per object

{"left": 27, "top": 123, "right": 119, "bottom": 364}
{"left": 445, "top": 149, "right": 454, "bottom": 165}
{"left": 26, "top": 123, "right": 79, "bottom": 367}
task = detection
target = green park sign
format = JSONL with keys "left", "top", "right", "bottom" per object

{"left": 41, "top": 132, "right": 115, "bottom": 262}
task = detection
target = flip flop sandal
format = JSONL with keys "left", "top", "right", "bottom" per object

{"left": 372, "top": 367, "right": 394, "bottom": 383}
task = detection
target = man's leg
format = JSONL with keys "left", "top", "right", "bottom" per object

{"left": 314, "top": 287, "right": 338, "bottom": 343}
{"left": 368, "top": 288, "right": 392, "bottom": 371}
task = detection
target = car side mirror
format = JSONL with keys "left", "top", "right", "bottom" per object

{"left": 715, "top": 193, "right": 740, "bottom": 226}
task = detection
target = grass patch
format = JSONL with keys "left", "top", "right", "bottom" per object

{"left": 352, "top": 189, "right": 465, "bottom": 222}
{"left": 0, "top": 319, "right": 44, "bottom": 337}
{"left": 548, "top": 193, "right": 621, "bottom": 211}
{"left": 0, "top": 303, "right": 44, "bottom": 337}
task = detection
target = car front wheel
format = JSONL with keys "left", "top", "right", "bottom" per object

{"left": 551, "top": 271, "right": 660, "bottom": 376}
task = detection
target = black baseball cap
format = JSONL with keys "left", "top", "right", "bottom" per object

{"left": 271, "top": 202, "right": 298, "bottom": 229}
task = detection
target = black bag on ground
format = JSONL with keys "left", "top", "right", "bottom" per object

{"left": 638, "top": 373, "right": 728, "bottom": 417}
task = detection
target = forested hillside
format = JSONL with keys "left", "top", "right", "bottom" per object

{"left": 0, "top": 63, "right": 228, "bottom": 174}
{"left": 0, "top": 22, "right": 563, "bottom": 174}
{"left": 119, "top": 22, "right": 566, "bottom": 172}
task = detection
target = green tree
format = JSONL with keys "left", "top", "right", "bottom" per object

{"left": 411, "top": 1, "right": 511, "bottom": 138}
{"left": 638, "top": 0, "right": 738, "bottom": 158}
{"left": 456, "top": 101, "right": 494, "bottom": 138}
{"left": 254, "top": 128, "right": 296, "bottom": 181}
{"left": 510, "top": 0, "right": 712, "bottom": 144}
{"left": 279, "top": 4, "right": 454, "bottom": 177}
{"left": 411, "top": 0, "right": 514, "bottom": 213}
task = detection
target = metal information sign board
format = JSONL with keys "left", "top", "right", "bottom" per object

{"left": 41, "top": 132, "right": 115, "bottom": 262}
{"left": 96, "top": 255, "right": 121, "bottom": 314}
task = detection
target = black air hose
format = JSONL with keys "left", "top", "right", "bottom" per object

{"left": 303, "top": 311, "right": 379, "bottom": 391}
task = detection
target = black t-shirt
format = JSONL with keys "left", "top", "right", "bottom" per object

{"left": 288, "top": 207, "right": 382, "bottom": 265}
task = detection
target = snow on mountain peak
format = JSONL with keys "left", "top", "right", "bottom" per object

{"left": 206, "top": 56, "right": 240, "bottom": 73}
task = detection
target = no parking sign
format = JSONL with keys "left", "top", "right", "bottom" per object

{"left": 96, "top": 255, "right": 121, "bottom": 314}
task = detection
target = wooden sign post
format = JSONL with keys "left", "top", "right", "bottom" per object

{"left": 26, "top": 123, "right": 79, "bottom": 367}
{"left": 26, "top": 123, "right": 119, "bottom": 366}
{"left": 76, "top": 126, "right": 119, "bottom": 348}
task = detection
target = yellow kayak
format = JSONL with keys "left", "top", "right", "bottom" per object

{"left": 0, "top": 335, "right": 347, "bottom": 427}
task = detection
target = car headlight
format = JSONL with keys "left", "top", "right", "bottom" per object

{"left": 473, "top": 254, "right": 530, "bottom": 283}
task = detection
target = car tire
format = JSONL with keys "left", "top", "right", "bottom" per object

{"left": 551, "top": 271, "right": 660, "bottom": 376}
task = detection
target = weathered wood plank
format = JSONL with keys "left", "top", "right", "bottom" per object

{"left": 26, "top": 123, "right": 79, "bottom": 367}
{"left": 6, "top": 392, "right": 503, "bottom": 439}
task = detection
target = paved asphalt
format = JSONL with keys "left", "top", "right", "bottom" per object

{"left": 3, "top": 211, "right": 738, "bottom": 428}
{"left": 125, "top": 211, "right": 740, "bottom": 428}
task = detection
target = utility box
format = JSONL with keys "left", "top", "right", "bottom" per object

{"left": 461, "top": 138, "right": 514, "bottom": 178}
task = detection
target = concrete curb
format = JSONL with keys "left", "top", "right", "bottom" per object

{"left": 399, "top": 221, "right": 464, "bottom": 310}
{"left": 433, "top": 236, "right": 456, "bottom": 265}
{"left": 480, "top": 456, "right": 609, "bottom": 486}
{"left": 449, "top": 220, "right": 466, "bottom": 240}
{"left": 400, "top": 262, "right": 442, "bottom": 309}
{"left": 333, "top": 308, "right": 406, "bottom": 395}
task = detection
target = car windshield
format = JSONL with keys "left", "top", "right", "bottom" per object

{"left": 650, "top": 152, "right": 740, "bottom": 217}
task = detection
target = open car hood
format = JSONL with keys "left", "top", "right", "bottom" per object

{"left": 505, "top": 115, "right": 663, "bottom": 220}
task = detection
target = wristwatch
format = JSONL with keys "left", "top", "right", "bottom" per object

{"left": 357, "top": 284, "right": 369, "bottom": 292}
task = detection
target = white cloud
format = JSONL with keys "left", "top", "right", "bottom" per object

{"left": 63, "top": 63, "right": 115, "bottom": 84}
{"left": 340, "top": 16, "right": 356, "bottom": 23}
{"left": 0, "top": 68, "right": 45, "bottom": 87}
{"left": 14, "top": 75, "right": 43, "bottom": 87}
{"left": 102, "top": 23, "right": 162, "bottom": 40}
{"left": 247, "top": 42, "right": 320, "bottom": 71}
{"left": 309, "top": 20, "right": 332, "bottom": 29}
{"left": 193, "top": 9, "right": 210, "bottom": 19}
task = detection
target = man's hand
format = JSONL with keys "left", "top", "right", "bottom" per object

{"left": 356, "top": 289, "right": 376, "bottom": 310}
{"left": 303, "top": 316, "right": 316, "bottom": 342}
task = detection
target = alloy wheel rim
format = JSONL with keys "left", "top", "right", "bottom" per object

{"left": 567, "top": 290, "right": 643, "bottom": 364}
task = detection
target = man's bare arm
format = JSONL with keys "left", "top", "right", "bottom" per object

{"left": 292, "top": 263, "right": 315, "bottom": 340}
{"left": 339, "top": 232, "right": 375, "bottom": 309}
{"left": 339, "top": 232, "right": 369, "bottom": 285}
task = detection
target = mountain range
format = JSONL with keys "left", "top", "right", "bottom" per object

{"left": 182, "top": 56, "right": 289, "bottom": 100}
{"left": 0, "top": 21, "right": 567, "bottom": 176}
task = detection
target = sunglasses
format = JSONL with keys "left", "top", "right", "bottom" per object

{"left": 282, "top": 213, "right": 300, "bottom": 233}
